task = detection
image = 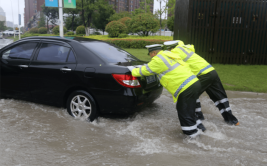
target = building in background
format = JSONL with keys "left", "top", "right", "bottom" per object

{"left": 24, "top": 0, "right": 45, "bottom": 30}
{"left": 109, "top": 0, "right": 154, "bottom": 13}
{"left": 6, "top": 21, "right": 14, "bottom": 28}
{"left": 0, "top": 6, "right": 6, "bottom": 26}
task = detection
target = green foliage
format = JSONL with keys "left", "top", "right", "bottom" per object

{"left": 118, "top": 34, "right": 129, "bottom": 38}
{"left": 92, "top": 31, "right": 101, "bottom": 35}
{"left": 138, "top": 0, "right": 153, "bottom": 14}
{"left": 167, "top": 0, "right": 176, "bottom": 16}
{"left": 52, "top": 26, "right": 67, "bottom": 35}
{"left": 66, "top": 31, "right": 75, "bottom": 35}
{"left": 84, "top": 35, "right": 173, "bottom": 40}
{"left": 38, "top": 27, "right": 47, "bottom": 34}
{"left": 63, "top": 6, "right": 81, "bottom": 31}
{"left": 92, "top": 0, "right": 115, "bottom": 35}
{"left": 64, "top": 15, "right": 83, "bottom": 31}
{"left": 108, "top": 11, "right": 132, "bottom": 22}
{"left": 38, "top": 13, "right": 46, "bottom": 28}
{"left": 29, "top": 28, "right": 39, "bottom": 34}
{"left": 128, "top": 13, "right": 159, "bottom": 36}
{"left": 42, "top": 5, "right": 58, "bottom": 33}
{"left": 105, "top": 21, "right": 127, "bottom": 38}
{"left": 76, "top": 25, "right": 85, "bottom": 35}
{"left": 24, "top": 31, "right": 30, "bottom": 34}
{"left": 118, "top": 17, "right": 132, "bottom": 34}
{"left": 103, "top": 39, "right": 168, "bottom": 48}
{"left": 77, "top": 0, "right": 98, "bottom": 36}
{"left": 167, "top": 16, "right": 174, "bottom": 31}
{"left": 0, "top": 21, "right": 7, "bottom": 31}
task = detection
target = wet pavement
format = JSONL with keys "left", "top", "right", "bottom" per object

{"left": 0, "top": 38, "right": 13, "bottom": 49}
{"left": 0, "top": 89, "right": 266, "bottom": 166}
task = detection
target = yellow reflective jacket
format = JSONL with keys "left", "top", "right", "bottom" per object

{"left": 172, "top": 42, "right": 214, "bottom": 76}
{"left": 131, "top": 50, "right": 198, "bottom": 103}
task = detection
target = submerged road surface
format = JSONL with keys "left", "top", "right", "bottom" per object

{"left": 0, "top": 38, "right": 13, "bottom": 49}
{"left": 0, "top": 89, "right": 266, "bottom": 166}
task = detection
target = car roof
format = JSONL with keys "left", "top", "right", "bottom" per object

{"left": 20, "top": 36, "right": 100, "bottom": 43}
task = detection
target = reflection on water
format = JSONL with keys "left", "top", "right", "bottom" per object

{"left": 0, "top": 90, "right": 267, "bottom": 166}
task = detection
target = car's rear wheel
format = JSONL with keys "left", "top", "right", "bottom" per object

{"left": 66, "top": 90, "right": 98, "bottom": 122}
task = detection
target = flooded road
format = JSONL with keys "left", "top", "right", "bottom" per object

{"left": 0, "top": 89, "right": 266, "bottom": 166}
{"left": 0, "top": 38, "right": 13, "bottom": 49}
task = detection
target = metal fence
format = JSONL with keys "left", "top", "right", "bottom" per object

{"left": 174, "top": 0, "right": 267, "bottom": 65}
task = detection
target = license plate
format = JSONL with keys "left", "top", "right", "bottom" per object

{"left": 146, "top": 75, "right": 156, "bottom": 84}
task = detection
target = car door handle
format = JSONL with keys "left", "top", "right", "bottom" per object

{"left": 18, "top": 65, "right": 28, "bottom": 68}
{"left": 60, "top": 68, "right": 71, "bottom": 71}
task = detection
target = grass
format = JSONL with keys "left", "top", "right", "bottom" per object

{"left": 125, "top": 48, "right": 267, "bottom": 93}
{"left": 84, "top": 35, "right": 173, "bottom": 40}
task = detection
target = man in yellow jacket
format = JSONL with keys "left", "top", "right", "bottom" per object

{"left": 128, "top": 44, "right": 203, "bottom": 138}
{"left": 163, "top": 41, "right": 239, "bottom": 126}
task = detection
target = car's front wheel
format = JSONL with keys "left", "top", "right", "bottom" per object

{"left": 66, "top": 90, "right": 98, "bottom": 122}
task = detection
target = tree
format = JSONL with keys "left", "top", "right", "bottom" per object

{"left": 42, "top": 5, "right": 58, "bottom": 33}
{"left": 108, "top": 11, "right": 131, "bottom": 22}
{"left": 139, "top": 0, "right": 153, "bottom": 13}
{"left": 38, "top": 12, "right": 46, "bottom": 28}
{"left": 155, "top": 0, "right": 168, "bottom": 36}
{"left": 167, "top": 0, "right": 176, "bottom": 16}
{"left": 128, "top": 13, "right": 159, "bottom": 36}
{"left": 0, "top": 21, "right": 7, "bottom": 31}
{"left": 78, "top": 0, "right": 98, "bottom": 36}
{"left": 64, "top": 15, "right": 83, "bottom": 31}
{"left": 93, "top": 0, "right": 115, "bottom": 35}
{"left": 63, "top": 7, "right": 80, "bottom": 31}
{"left": 167, "top": 16, "right": 174, "bottom": 32}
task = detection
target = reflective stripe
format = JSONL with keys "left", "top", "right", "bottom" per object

{"left": 145, "top": 64, "right": 157, "bottom": 74}
{"left": 196, "top": 99, "right": 200, "bottom": 103}
{"left": 214, "top": 98, "right": 229, "bottom": 106}
{"left": 197, "top": 64, "right": 212, "bottom": 76}
{"left": 158, "top": 63, "right": 180, "bottom": 81}
{"left": 139, "top": 67, "right": 144, "bottom": 76}
{"left": 178, "top": 46, "right": 194, "bottom": 62}
{"left": 157, "top": 54, "right": 171, "bottom": 68}
{"left": 174, "top": 75, "right": 196, "bottom": 98}
{"left": 195, "top": 108, "right": 201, "bottom": 112}
{"left": 196, "top": 120, "right": 202, "bottom": 125}
{"left": 181, "top": 124, "right": 197, "bottom": 131}
{"left": 220, "top": 107, "right": 231, "bottom": 114}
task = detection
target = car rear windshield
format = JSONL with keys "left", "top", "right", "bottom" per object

{"left": 81, "top": 41, "right": 140, "bottom": 63}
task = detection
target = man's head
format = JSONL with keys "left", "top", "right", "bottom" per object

{"left": 145, "top": 44, "right": 163, "bottom": 58}
{"left": 163, "top": 41, "right": 179, "bottom": 51}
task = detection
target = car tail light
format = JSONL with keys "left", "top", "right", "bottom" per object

{"left": 112, "top": 74, "right": 141, "bottom": 88}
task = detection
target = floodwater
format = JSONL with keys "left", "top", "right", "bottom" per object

{"left": 0, "top": 89, "right": 266, "bottom": 166}
{"left": 0, "top": 38, "right": 13, "bottom": 49}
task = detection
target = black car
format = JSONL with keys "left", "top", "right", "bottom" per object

{"left": 0, "top": 37, "right": 163, "bottom": 121}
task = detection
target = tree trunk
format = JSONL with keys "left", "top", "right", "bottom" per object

{"left": 85, "top": 27, "right": 90, "bottom": 36}
{"left": 46, "top": 18, "right": 49, "bottom": 34}
{"left": 103, "top": 29, "right": 104, "bottom": 35}
{"left": 72, "top": 13, "right": 75, "bottom": 31}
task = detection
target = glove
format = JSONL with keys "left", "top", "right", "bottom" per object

{"left": 127, "top": 66, "right": 135, "bottom": 72}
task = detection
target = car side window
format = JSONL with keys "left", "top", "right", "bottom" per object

{"left": 67, "top": 50, "right": 76, "bottom": 63}
{"left": 36, "top": 43, "right": 70, "bottom": 62}
{"left": 2, "top": 43, "right": 37, "bottom": 60}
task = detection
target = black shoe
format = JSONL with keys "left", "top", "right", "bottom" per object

{"left": 197, "top": 123, "right": 206, "bottom": 132}
{"left": 222, "top": 111, "right": 239, "bottom": 125}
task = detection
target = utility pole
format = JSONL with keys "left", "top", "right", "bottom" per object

{"left": 59, "top": 0, "right": 64, "bottom": 37}
{"left": 18, "top": 0, "right": 21, "bottom": 40}
{"left": 11, "top": 0, "right": 15, "bottom": 38}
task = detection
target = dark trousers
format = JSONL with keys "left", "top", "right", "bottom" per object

{"left": 197, "top": 70, "right": 238, "bottom": 124}
{"left": 176, "top": 81, "right": 201, "bottom": 136}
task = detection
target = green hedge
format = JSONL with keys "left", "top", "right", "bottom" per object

{"left": 103, "top": 39, "right": 168, "bottom": 48}
{"left": 38, "top": 27, "right": 47, "bottom": 34}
